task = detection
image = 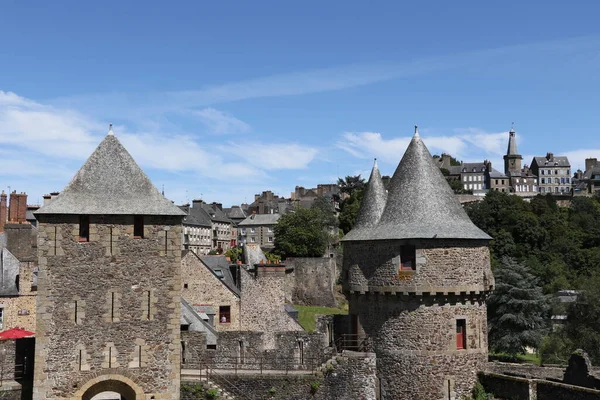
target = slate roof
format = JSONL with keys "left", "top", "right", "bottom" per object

{"left": 238, "top": 214, "right": 281, "bottom": 226}
{"left": 533, "top": 156, "right": 571, "bottom": 168}
{"left": 35, "top": 131, "right": 185, "bottom": 216}
{"left": 345, "top": 128, "right": 491, "bottom": 241}
{"left": 182, "top": 205, "right": 212, "bottom": 227}
{"left": 489, "top": 169, "right": 508, "bottom": 178}
{"left": 507, "top": 128, "right": 520, "bottom": 155}
{"left": 343, "top": 159, "right": 387, "bottom": 241}
{"left": 180, "top": 298, "right": 217, "bottom": 345}
{"left": 199, "top": 255, "right": 240, "bottom": 296}
{"left": 200, "top": 203, "right": 231, "bottom": 224}
{"left": 225, "top": 206, "right": 247, "bottom": 220}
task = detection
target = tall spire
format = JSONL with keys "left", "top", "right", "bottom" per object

{"left": 506, "top": 123, "right": 518, "bottom": 155}
{"left": 343, "top": 158, "right": 387, "bottom": 241}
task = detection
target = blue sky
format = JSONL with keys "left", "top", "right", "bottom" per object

{"left": 1, "top": 1, "right": 600, "bottom": 206}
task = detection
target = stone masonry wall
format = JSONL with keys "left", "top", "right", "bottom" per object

{"left": 288, "top": 258, "right": 337, "bottom": 307}
{"left": 240, "top": 268, "right": 302, "bottom": 349}
{"left": 181, "top": 351, "right": 378, "bottom": 400}
{"left": 180, "top": 252, "right": 240, "bottom": 331}
{"left": 34, "top": 215, "right": 182, "bottom": 400}
{"left": 344, "top": 239, "right": 493, "bottom": 293}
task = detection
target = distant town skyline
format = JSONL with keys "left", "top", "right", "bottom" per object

{"left": 2, "top": 2, "right": 600, "bottom": 206}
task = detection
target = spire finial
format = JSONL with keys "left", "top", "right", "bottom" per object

{"left": 373, "top": 157, "right": 378, "bottom": 168}
{"left": 107, "top": 123, "right": 114, "bottom": 136}
{"left": 414, "top": 125, "right": 420, "bottom": 138}
{"left": 509, "top": 122, "right": 515, "bottom": 133}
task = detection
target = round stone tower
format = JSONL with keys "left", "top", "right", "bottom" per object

{"left": 342, "top": 127, "right": 494, "bottom": 400}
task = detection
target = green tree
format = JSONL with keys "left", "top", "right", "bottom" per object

{"left": 487, "top": 257, "right": 550, "bottom": 357}
{"left": 563, "top": 276, "right": 600, "bottom": 364}
{"left": 224, "top": 247, "right": 242, "bottom": 263}
{"left": 338, "top": 188, "right": 364, "bottom": 234}
{"left": 273, "top": 207, "right": 330, "bottom": 258}
{"left": 337, "top": 175, "right": 366, "bottom": 197}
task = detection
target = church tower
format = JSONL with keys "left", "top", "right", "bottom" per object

{"left": 343, "top": 127, "right": 494, "bottom": 399}
{"left": 33, "top": 126, "right": 186, "bottom": 400}
{"left": 503, "top": 126, "right": 523, "bottom": 177}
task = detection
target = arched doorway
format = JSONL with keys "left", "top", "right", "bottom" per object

{"left": 74, "top": 375, "right": 145, "bottom": 400}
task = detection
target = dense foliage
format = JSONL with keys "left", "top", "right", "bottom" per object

{"left": 465, "top": 191, "right": 600, "bottom": 292}
{"left": 273, "top": 197, "right": 338, "bottom": 258}
{"left": 487, "top": 256, "right": 550, "bottom": 356}
{"left": 337, "top": 175, "right": 366, "bottom": 234}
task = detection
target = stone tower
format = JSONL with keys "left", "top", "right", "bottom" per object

{"left": 503, "top": 126, "right": 523, "bottom": 177}
{"left": 33, "top": 127, "right": 186, "bottom": 400}
{"left": 342, "top": 127, "right": 494, "bottom": 400}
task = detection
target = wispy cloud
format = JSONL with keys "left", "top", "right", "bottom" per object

{"left": 229, "top": 142, "right": 319, "bottom": 170}
{"left": 193, "top": 108, "right": 251, "bottom": 135}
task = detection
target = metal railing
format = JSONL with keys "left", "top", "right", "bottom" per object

{"left": 205, "top": 367, "right": 253, "bottom": 400}
{"left": 185, "top": 353, "right": 331, "bottom": 375}
{"left": 334, "top": 334, "right": 372, "bottom": 353}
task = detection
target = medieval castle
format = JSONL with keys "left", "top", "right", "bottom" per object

{"left": 0, "top": 125, "right": 597, "bottom": 400}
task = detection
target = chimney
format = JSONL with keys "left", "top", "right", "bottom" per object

{"left": 17, "top": 192, "right": 27, "bottom": 223}
{"left": 585, "top": 158, "right": 598, "bottom": 172}
{"left": 43, "top": 194, "right": 52, "bottom": 205}
{"left": 192, "top": 199, "right": 204, "bottom": 209}
{"left": 7, "top": 191, "right": 26, "bottom": 223}
{"left": 212, "top": 202, "right": 223, "bottom": 211}
{"left": 0, "top": 191, "right": 7, "bottom": 232}
{"left": 546, "top": 152, "right": 554, "bottom": 162}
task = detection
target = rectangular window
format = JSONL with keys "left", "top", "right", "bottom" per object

{"left": 79, "top": 215, "right": 90, "bottom": 242}
{"left": 219, "top": 306, "right": 231, "bottom": 323}
{"left": 250, "top": 228, "right": 256, "bottom": 233}
{"left": 267, "top": 227, "right": 273, "bottom": 232}
{"left": 541, "top": 170, "right": 545, "bottom": 175}
{"left": 456, "top": 319, "right": 466, "bottom": 350}
{"left": 0, "top": 308, "right": 3, "bottom": 330}
{"left": 268, "top": 236, "right": 273, "bottom": 243}
{"left": 400, "top": 245, "right": 416, "bottom": 270}
{"left": 134, "top": 216, "right": 144, "bottom": 238}
{"left": 250, "top": 237, "right": 256, "bottom": 243}
{"left": 541, "top": 178, "right": 545, "bottom": 184}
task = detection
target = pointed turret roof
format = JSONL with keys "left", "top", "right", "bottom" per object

{"left": 35, "top": 128, "right": 185, "bottom": 216}
{"left": 343, "top": 159, "right": 387, "bottom": 241}
{"left": 347, "top": 126, "right": 490, "bottom": 241}
{"left": 506, "top": 127, "right": 520, "bottom": 156}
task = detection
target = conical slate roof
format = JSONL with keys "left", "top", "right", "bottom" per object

{"left": 506, "top": 128, "right": 520, "bottom": 156}
{"left": 342, "top": 159, "right": 387, "bottom": 241}
{"left": 35, "top": 129, "right": 186, "bottom": 216}
{"left": 348, "top": 127, "right": 491, "bottom": 241}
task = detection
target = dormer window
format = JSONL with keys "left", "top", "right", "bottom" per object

{"left": 134, "top": 216, "right": 144, "bottom": 238}
{"left": 79, "top": 216, "right": 89, "bottom": 242}
{"left": 400, "top": 245, "right": 416, "bottom": 270}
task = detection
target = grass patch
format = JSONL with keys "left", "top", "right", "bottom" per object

{"left": 293, "top": 305, "right": 348, "bottom": 332}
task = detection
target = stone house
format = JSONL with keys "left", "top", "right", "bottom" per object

{"left": 238, "top": 213, "right": 280, "bottom": 248}
{"left": 573, "top": 158, "right": 600, "bottom": 196}
{"left": 531, "top": 152, "right": 572, "bottom": 195}
{"left": 181, "top": 252, "right": 241, "bottom": 332}
{"left": 33, "top": 126, "right": 184, "bottom": 400}
{"left": 342, "top": 127, "right": 494, "bottom": 399}
{"left": 0, "top": 191, "right": 38, "bottom": 333}
{"left": 180, "top": 201, "right": 212, "bottom": 255}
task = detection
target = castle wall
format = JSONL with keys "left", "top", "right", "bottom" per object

{"left": 287, "top": 258, "right": 337, "bottom": 307}
{"left": 344, "top": 239, "right": 493, "bottom": 294}
{"left": 34, "top": 215, "right": 182, "bottom": 400}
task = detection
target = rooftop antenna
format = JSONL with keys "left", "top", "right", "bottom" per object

{"left": 161, "top": 184, "right": 164, "bottom": 196}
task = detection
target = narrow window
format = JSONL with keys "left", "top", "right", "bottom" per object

{"left": 146, "top": 291, "right": 152, "bottom": 320}
{"left": 79, "top": 350, "right": 83, "bottom": 371}
{"left": 138, "top": 345, "right": 142, "bottom": 368}
{"left": 183, "top": 283, "right": 188, "bottom": 289}
{"left": 298, "top": 341, "right": 304, "bottom": 365}
{"left": 238, "top": 340, "right": 245, "bottom": 364}
{"left": 134, "top": 216, "right": 144, "bottom": 238}
{"left": 0, "top": 308, "right": 4, "bottom": 330}
{"left": 111, "top": 292, "right": 115, "bottom": 322}
{"left": 108, "top": 346, "right": 112, "bottom": 368}
{"left": 74, "top": 300, "right": 78, "bottom": 324}
{"left": 400, "top": 245, "right": 416, "bottom": 270}
{"left": 456, "top": 319, "right": 467, "bottom": 350}
{"left": 79, "top": 215, "right": 89, "bottom": 242}
{"left": 219, "top": 305, "right": 231, "bottom": 323}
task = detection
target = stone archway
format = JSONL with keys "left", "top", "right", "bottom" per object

{"left": 73, "top": 374, "right": 145, "bottom": 400}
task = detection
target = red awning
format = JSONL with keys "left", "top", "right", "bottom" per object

{"left": 0, "top": 328, "right": 35, "bottom": 340}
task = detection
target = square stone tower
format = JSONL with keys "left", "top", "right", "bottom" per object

{"left": 342, "top": 127, "right": 495, "bottom": 400}
{"left": 33, "top": 127, "right": 186, "bottom": 400}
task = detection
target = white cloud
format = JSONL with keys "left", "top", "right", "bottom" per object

{"left": 457, "top": 128, "right": 509, "bottom": 155}
{"left": 563, "top": 149, "right": 600, "bottom": 171}
{"left": 337, "top": 131, "right": 466, "bottom": 164}
{"left": 194, "top": 108, "right": 251, "bottom": 135}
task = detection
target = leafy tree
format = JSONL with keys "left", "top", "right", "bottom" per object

{"left": 337, "top": 175, "right": 365, "bottom": 197}
{"left": 273, "top": 206, "right": 331, "bottom": 258}
{"left": 338, "top": 188, "right": 364, "bottom": 234}
{"left": 487, "top": 257, "right": 550, "bottom": 357}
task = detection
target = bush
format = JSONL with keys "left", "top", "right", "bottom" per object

{"left": 205, "top": 388, "right": 219, "bottom": 399}
{"left": 310, "top": 381, "right": 320, "bottom": 394}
